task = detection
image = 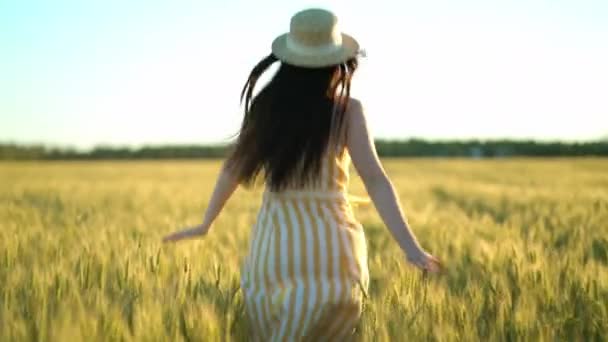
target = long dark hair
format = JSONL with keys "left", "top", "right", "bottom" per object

{"left": 225, "top": 53, "right": 359, "bottom": 191}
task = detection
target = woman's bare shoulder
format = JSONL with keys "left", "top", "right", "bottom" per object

{"left": 348, "top": 97, "right": 363, "bottom": 111}
{"left": 346, "top": 97, "right": 367, "bottom": 128}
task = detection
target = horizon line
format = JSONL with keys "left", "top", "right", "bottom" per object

{"left": 2, "top": 135, "right": 607, "bottom": 152}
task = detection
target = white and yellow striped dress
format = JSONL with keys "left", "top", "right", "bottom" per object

{"left": 240, "top": 146, "right": 369, "bottom": 341}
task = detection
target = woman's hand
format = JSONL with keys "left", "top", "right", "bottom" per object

{"left": 407, "top": 250, "right": 443, "bottom": 274}
{"left": 162, "top": 223, "right": 208, "bottom": 243}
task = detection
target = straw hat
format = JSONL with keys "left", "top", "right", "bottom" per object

{"left": 271, "top": 8, "right": 359, "bottom": 68}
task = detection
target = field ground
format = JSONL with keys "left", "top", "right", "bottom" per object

{"left": 1, "top": 158, "right": 607, "bottom": 341}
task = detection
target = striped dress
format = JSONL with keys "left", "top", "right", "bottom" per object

{"left": 240, "top": 145, "right": 370, "bottom": 341}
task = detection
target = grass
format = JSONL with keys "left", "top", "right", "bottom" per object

{"left": 1, "top": 158, "right": 607, "bottom": 341}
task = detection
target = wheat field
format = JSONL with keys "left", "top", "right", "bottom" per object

{"left": 1, "top": 159, "right": 607, "bottom": 341}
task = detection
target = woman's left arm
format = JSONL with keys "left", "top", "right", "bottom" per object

{"left": 163, "top": 162, "right": 239, "bottom": 243}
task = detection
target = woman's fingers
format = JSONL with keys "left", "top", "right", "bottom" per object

{"left": 425, "top": 255, "right": 443, "bottom": 273}
{"left": 162, "top": 225, "right": 207, "bottom": 243}
{"left": 162, "top": 232, "right": 184, "bottom": 243}
{"left": 162, "top": 229, "right": 193, "bottom": 243}
{"left": 409, "top": 252, "right": 443, "bottom": 274}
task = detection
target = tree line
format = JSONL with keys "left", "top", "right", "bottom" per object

{"left": 1, "top": 139, "right": 607, "bottom": 160}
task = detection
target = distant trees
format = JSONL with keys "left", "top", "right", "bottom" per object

{"left": 1, "top": 139, "right": 607, "bottom": 160}
{"left": 0, "top": 144, "right": 49, "bottom": 160}
{"left": 0, "top": 143, "right": 228, "bottom": 160}
{"left": 374, "top": 139, "right": 608, "bottom": 157}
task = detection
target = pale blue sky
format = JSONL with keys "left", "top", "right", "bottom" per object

{"left": 1, "top": 0, "right": 607, "bottom": 150}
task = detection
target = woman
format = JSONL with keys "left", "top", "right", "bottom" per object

{"left": 163, "top": 8, "right": 442, "bottom": 341}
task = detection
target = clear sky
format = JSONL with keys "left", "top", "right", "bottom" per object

{"left": 1, "top": 0, "right": 607, "bottom": 150}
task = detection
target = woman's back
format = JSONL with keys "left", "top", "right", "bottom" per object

{"left": 271, "top": 143, "right": 352, "bottom": 193}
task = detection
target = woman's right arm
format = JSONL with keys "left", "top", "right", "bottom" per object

{"left": 162, "top": 161, "right": 239, "bottom": 243}
{"left": 346, "top": 99, "right": 441, "bottom": 272}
